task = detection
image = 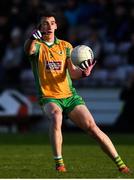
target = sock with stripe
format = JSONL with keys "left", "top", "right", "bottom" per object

{"left": 114, "top": 156, "right": 126, "bottom": 169}
{"left": 54, "top": 156, "right": 64, "bottom": 167}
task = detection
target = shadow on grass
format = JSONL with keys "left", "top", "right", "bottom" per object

{"left": 0, "top": 132, "right": 134, "bottom": 145}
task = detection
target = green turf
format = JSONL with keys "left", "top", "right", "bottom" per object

{"left": 0, "top": 132, "right": 133, "bottom": 178}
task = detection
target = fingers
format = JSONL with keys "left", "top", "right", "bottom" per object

{"left": 79, "top": 60, "right": 89, "bottom": 70}
{"left": 91, "top": 59, "right": 97, "bottom": 66}
{"left": 30, "top": 30, "right": 42, "bottom": 40}
{"left": 79, "top": 59, "right": 97, "bottom": 70}
{"left": 37, "top": 30, "right": 42, "bottom": 37}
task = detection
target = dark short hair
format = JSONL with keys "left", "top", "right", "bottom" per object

{"left": 38, "top": 10, "right": 57, "bottom": 22}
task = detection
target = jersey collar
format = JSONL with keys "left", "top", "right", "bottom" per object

{"left": 54, "top": 37, "right": 60, "bottom": 44}
{"left": 40, "top": 36, "right": 60, "bottom": 47}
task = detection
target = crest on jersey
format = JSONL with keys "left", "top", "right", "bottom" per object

{"left": 59, "top": 51, "right": 63, "bottom": 55}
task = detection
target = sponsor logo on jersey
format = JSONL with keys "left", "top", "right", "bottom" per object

{"left": 46, "top": 61, "right": 62, "bottom": 70}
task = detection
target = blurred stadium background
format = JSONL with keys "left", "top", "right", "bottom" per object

{"left": 0, "top": 0, "right": 134, "bottom": 134}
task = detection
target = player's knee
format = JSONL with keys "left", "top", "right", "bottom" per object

{"left": 50, "top": 111, "right": 62, "bottom": 130}
{"left": 84, "top": 121, "right": 95, "bottom": 132}
{"left": 86, "top": 123, "right": 99, "bottom": 136}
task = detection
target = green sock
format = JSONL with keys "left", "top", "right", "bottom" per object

{"left": 114, "top": 156, "right": 126, "bottom": 169}
{"left": 54, "top": 156, "right": 64, "bottom": 167}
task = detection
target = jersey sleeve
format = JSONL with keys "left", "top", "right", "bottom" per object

{"left": 65, "top": 42, "right": 73, "bottom": 58}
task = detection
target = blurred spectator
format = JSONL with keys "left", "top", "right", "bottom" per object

{"left": 63, "top": 0, "right": 82, "bottom": 26}
{"left": 128, "top": 7, "right": 134, "bottom": 35}
{"left": 2, "top": 27, "right": 23, "bottom": 88}
{"left": 0, "top": 14, "right": 10, "bottom": 59}
{"left": 106, "top": 4, "right": 129, "bottom": 42}
{"left": 20, "top": 69, "right": 36, "bottom": 95}
{"left": 82, "top": 31, "right": 102, "bottom": 60}
{"left": 67, "top": 26, "right": 82, "bottom": 46}
{"left": 127, "top": 33, "right": 134, "bottom": 66}
{"left": 9, "top": 0, "right": 25, "bottom": 29}
{"left": 89, "top": 66, "right": 108, "bottom": 87}
{"left": 114, "top": 71, "right": 134, "bottom": 132}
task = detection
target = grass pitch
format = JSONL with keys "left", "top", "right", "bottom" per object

{"left": 0, "top": 132, "right": 133, "bottom": 178}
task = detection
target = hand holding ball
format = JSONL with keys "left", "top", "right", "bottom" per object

{"left": 71, "top": 45, "right": 95, "bottom": 70}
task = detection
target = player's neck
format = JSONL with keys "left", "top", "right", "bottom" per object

{"left": 43, "top": 34, "right": 54, "bottom": 43}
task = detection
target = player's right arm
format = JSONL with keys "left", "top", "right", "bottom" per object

{"left": 24, "top": 39, "right": 36, "bottom": 55}
{"left": 24, "top": 30, "right": 42, "bottom": 55}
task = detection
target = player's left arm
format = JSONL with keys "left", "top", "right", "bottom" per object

{"left": 67, "top": 58, "right": 96, "bottom": 79}
{"left": 67, "top": 58, "right": 83, "bottom": 79}
{"left": 65, "top": 44, "right": 82, "bottom": 79}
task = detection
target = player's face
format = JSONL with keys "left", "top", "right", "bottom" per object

{"left": 40, "top": 16, "right": 57, "bottom": 35}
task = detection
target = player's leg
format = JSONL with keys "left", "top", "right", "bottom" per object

{"left": 42, "top": 102, "right": 66, "bottom": 172}
{"left": 68, "top": 104, "right": 129, "bottom": 173}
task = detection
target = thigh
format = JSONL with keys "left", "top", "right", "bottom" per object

{"left": 68, "top": 104, "right": 96, "bottom": 130}
{"left": 64, "top": 94, "right": 85, "bottom": 114}
{"left": 42, "top": 102, "right": 62, "bottom": 120}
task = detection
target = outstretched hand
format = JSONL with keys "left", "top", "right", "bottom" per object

{"left": 80, "top": 60, "right": 97, "bottom": 77}
{"left": 30, "top": 29, "right": 43, "bottom": 40}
